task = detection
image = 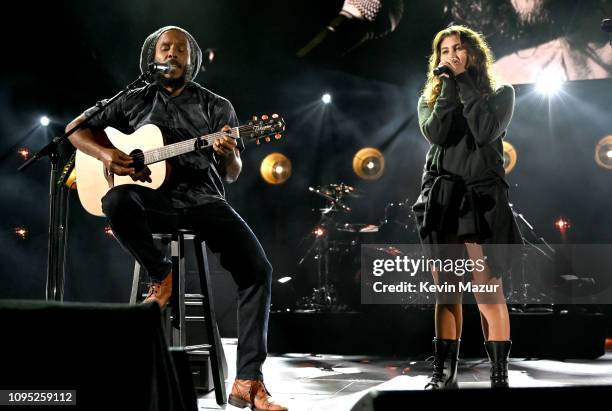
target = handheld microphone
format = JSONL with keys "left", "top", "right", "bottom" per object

{"left": 433, "top": 65, "right": 452, "bottom": 77}
{"left": 601, "top": 18, "right": 612, "bottom": 33}
{"left": 298, "top": 0, "right": 404, "bottom": 58}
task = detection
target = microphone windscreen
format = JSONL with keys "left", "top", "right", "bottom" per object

{"left": 433, "top": 65, "right": 450, "bottom": 76}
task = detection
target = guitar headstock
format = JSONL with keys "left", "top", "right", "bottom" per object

{"left": 246, "top": 114, "right": 286, "bottom": 145}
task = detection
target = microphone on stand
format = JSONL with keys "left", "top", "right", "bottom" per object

{"left": 147, "top": 62, "right": 175, "bottom": 74}
{"left": 298, "top": 0, "right": 404, "bottom": 58}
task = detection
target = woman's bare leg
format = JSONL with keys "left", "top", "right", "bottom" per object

{"left": 465, "top": 242, "right": 510, "bottom": 341}
{"left": 432, "top": 269, "right": 463, "bottom": 339}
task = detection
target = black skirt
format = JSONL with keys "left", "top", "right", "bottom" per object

{"left": 412, "top": 168, "right": 523, "bottom": 278}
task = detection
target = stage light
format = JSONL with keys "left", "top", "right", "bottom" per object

{"left": 260, "top": 152, "right": 292, "bottom": 184}
{"left": 502, "top": 140, "right": 517, "bottom": 173}
{"left": 18, "top": 147, "right": 30, "bottom": 160}
{"left": 103, "top": 225, "right": 114, "bottom": 237}
{"left": 554, "top": 217, "right": 571, "bottom": 233}
{"left": 313, "top": 227, "right": 325, "bottom": 237}
{"left": 595, "top": 135, "right": 612, "bottom": 170}
{"left": 204, "top": 48, "right": 215, "bottom": 64}
{"left": 14, "top": 226, "right": 28, "bottom": 240}
{"left": 40, "top": 116, "right": 50, "bottom": 126}
{"left": 353, "top": 147, "right": 385, "bottom": 180}
{"left": 535, "top": 68, "right": 565, "bottom": 96}
{"left": 278, "top": 276, "right": 292, "bottom": 283}
{"left": 321, "top": 93, "right": 332, "bottom": 104}
{"left": 201, "top": 48, "right": 216, "bottom": 72}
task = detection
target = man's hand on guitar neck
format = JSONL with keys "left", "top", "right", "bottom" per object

{"left": 213, "top": 125, "right": 242, "bottom": 183}
{"left": 212, "top": 125, "right": 238, "bottom": 158}
{"left": 99, "top": 147, "right": 152, "bottom": 183}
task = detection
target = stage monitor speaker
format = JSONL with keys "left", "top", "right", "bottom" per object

{"left": 0, "top": 300, "right": 194, "bottom": 411}
{"left": 168, "top": 348, "right": 199, "bottom": 411}
{"left": 351, "top": 385, "right": 612, "bottom": 410}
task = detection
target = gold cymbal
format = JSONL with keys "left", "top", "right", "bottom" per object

{"left": 319, "top": 183, "right": 361, "bottom": 197}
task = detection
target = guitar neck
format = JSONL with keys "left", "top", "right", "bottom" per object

{"left": 142, "top": 125, "right": 250, "bottom": 165}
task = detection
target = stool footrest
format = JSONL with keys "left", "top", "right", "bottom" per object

{"left": 185, "top": 344, "right": 212, "bottom": 352}
{"left": 185, "top": 316, "right": 206, "bottom": 321}
{"left": 185, "top": 300, "right": 205, "bottom": 306}
{"left": 131, "top": 232, "right": 227, "bottom": 406}
{"left": 185, "top": 293, "right": 205, "bottom": 299}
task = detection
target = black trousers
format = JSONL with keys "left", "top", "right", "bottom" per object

{"left": 102, "top": 185, "right": 272, "bottom": 380}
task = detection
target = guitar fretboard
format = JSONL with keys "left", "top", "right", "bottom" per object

{"left": 140, "top": 125, "right": 253, "bottom": 165}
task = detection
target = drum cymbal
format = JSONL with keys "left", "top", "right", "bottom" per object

{"left": 337, "top": 223, "right": 379, "bottom": 233}
{"left": 320, "top": 183, "right": 362, "bottom": 197}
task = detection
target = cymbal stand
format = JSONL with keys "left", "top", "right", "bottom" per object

{"left": 297, "top": 187, "right": 352, "bottom": 310}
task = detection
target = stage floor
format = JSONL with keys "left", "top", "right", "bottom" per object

{"left": 198, "top": 339, "right": 612, "bottom": 410}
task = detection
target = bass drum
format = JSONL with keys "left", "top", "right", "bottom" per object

{"left": 329, "top": 227, "right": 376, "bottom": 310}
{"left": 332, "top": 201, "right": 422, "bottom": 310}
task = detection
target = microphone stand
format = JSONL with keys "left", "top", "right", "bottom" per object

{"left": 510, "top": 205, "right": 555, "bottom": 311}
{"left": 18, "top": 70, "right": 154, "bottom": 301}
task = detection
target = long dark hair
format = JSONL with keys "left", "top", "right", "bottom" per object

{"left": 423, "top": 25, "right": 497, "bottom": 108}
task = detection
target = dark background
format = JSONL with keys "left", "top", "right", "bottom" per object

{"left": 1, "top": 0, "right": 611, "bottom": 311}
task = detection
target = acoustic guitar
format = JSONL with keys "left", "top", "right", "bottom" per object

{"left": 75, "top": 114, "right": 285, "bottom": 216}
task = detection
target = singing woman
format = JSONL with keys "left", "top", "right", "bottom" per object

{"left": 412, "top": 24, "right": 522, "bottom": 389}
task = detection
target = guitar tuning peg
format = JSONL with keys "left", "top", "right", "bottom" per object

{"left": 265, "top": 136, "right": 271, "bottom": 143}
{"left": 274, "top": 133, "right": 282, "bottom": 140}
{"left": 261, "top": 114, "right": 269, "bottom": 121}
{"left": 272, "top": 113, "right": 279, "bottom": 119}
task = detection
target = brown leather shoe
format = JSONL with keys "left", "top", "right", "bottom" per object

{"left": 228, "top": 379, "right": 288, "bottom": 411}
{"left": 143, "top": 271, "right": 172, "bottom": 309}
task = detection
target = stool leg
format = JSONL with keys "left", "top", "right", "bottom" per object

{"left": 171, "top": 234, "right": 187, "bottom": 347}
{"left": 129, "top": 261, "right": 142, "bottom": 304}
{"left": 194, "top": 238, "right": 227, "bottom": 406}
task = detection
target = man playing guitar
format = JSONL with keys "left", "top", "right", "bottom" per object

{"left": 66, "top": 26, "right": 288, "bottom": 411}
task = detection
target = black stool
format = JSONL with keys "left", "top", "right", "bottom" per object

{"left": 130, "top": 229, "right": 228, "bottom": 405}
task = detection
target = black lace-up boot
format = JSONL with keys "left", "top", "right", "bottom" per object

{"left": 424, "top": 338, "right": 460, "bottom": 389}
{"left": 485, "top": 340, "right": 512, "bottom": 388}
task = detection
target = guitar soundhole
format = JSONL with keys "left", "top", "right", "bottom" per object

{"left": 129, "top": 149, "right": 145, "bottom": 171}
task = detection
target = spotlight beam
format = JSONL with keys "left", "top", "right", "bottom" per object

{"left": 535, "top": 68, "right": 566, "bottom": 96}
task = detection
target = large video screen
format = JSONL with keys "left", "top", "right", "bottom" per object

{"left": 444, "top": 0, "right": 612, "bottom": 84}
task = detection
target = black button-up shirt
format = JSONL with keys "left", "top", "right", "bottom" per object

{"left": 85, "top": 81, "right": 244, "bottom": 208}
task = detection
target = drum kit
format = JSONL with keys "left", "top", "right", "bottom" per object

{"left": 296, "top": 182, "right": 420, "bottom": 311}
{"left": 294, "top": 184, "right": 559, "bottom": 312}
